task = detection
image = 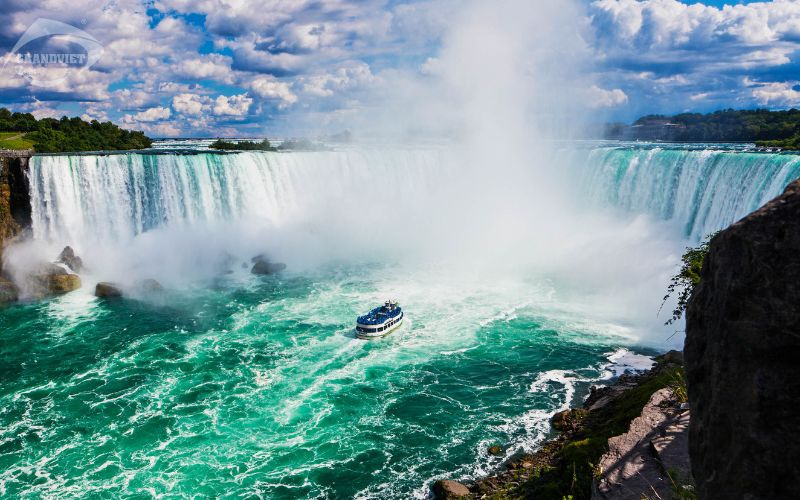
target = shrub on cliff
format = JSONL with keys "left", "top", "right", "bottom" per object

{"left": 661, "top": 233, "right": 718, "bottom": 325}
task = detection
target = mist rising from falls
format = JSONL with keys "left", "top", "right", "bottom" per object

{"left": 19, "top": 145, "right": 800, "bottom": 347}
{"left": 29, "top": 147, "right": 800, "bottom": 252}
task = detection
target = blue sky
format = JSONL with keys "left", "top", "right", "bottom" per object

{"left": 0, "top": 0, "right": 799, "bottom": 137}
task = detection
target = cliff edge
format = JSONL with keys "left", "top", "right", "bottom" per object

{"left": 685, "top": 178, "right": 800, "bottom": 499}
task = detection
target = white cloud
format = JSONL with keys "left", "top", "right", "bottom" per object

{"left": 248, "top": 77, "right": 297, "bottom": 108}
{"left": 587, "top": 85, "right": 628, "bottom": 108}
{"left": 299, "top": 62, "right": 377, "bottom": 97}
{"left": 748, "top": 79, "right": 800, "bottom": 107}
{"left": 174, "top": 54, "right": 233, "bottom": 83}
{"left": 124, "top": 106, "right": 172, "bottom": 123}
{"left": 172, "top": 93, "right": 211, "bottom": 116}
{"left": 213, "top": 93, "right": 253, "bottom": 116}
{"left": 591, "top": 0, "right": 800, "bottom": 59}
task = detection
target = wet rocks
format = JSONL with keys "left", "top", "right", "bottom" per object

{"left": 57, "top": 246, "right": 83, "bottom": 273}
{"left": 0, "top": 277, "right": 18, "bottom": 304}
{"left": 250, "top": 254, "right": 286, "bottom": 275}
{"left": 45, "top": 273, "right": 81, "bottom": 294}
{"left": 550, "top": 408, "right": 587, "bottom": 433}
{"left": 685, "top": 178, "right": 800, "bottom": 499}
{"left": 95, "top": 282, "right": 123, "bottom": 298}
{"left": 487, "top": 445, "right": 503, "bottom": 456}
{"left": 30, "top": 263, "right": 81, "bottom": 296}
{"left": 432, "top": 479, "right": 471, "bottom": 499}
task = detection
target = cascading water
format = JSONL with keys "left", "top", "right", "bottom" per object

{"left": 573, "top": 144, "right": 800, "bottom": 240}
{"left": 28, "top": 148, "right": 447, "bottom": 245}
{"left": 28, "top": 145, "right": 800, "bottom": 248}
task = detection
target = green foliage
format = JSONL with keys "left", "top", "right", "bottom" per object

{"left": 208, "top": 138, "right": 276, "bottom": 151}
{"left": 609, "top": 109, "right": 800, "bottom": 145}
{"left": 0, "top": 108, "right": 152, "bottom": 152}
{"left": 669, "top": 370, "right": 688, "bottom": 404}
{"left": 661, "top": 233, "right": 717, "bottom": 325}
{"left": 667, "top": 468, "right": 697, "bottom": 500}
{"left": 517, "top": 366, "right": 686, "bottom": 499}
{"left": 755, "top": 134, "right": 800, "bottom": 150}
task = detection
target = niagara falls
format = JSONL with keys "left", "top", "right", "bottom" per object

{"left": 2, "top": 1, "right": 800, "bottom": 499}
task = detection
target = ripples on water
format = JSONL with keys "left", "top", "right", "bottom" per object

{"left": 0, "top": 266, "right": 654, "bottom": 498}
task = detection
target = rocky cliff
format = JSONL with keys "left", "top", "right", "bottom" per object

{"left": 685, "top": 179, "right": 800, "bottom": 499}
{"left": 0, "top": 155, "right": 31, "bottom": 274}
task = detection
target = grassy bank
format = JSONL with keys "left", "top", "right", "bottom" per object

{"left": 0, "top": 132, "right": 35, "bottom": 150}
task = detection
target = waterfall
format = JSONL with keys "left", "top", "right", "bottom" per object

{"left": 28, "top": 148, "right": 447, "bottom": 245}
{"left": 574, "top": 146, "right": 800, "bottom": 240}
{"left": 27, "top": 145, "right": 800, "bottom": 248}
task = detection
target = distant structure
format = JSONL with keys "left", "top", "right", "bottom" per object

{"left": 624, "top": 120, "right": 686, "bottom": 141}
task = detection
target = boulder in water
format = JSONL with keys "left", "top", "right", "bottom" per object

{"left": 251, "top": 254, "right": 286, "bottom": 275}
{"left": 28, "top": 263, "right": 81, "bottom": 296}
{"left": 57, "top": 246, "right": 83, "bottom": 273}
{"left": 95, "top": 282, "right": 123, "bottom": 298}
{"left": 432, "top": 479, "right": 471, "bottom": 499}
{"left": 487, "top": 445, "right": 503, "bottom": 456}
{"left": 47, "top": 274, "right": 81, "bottom": 294}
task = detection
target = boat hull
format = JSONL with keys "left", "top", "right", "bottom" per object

{"left": 356, "top": 316, "right": 404, "bottom": 339}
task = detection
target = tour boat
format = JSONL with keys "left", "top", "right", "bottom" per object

{"left": 356, "top": 301, "right": 403, "bottom": 339}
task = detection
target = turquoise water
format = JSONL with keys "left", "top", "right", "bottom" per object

{"left": 0, "top": 264, "right": 649, "bottom": 498}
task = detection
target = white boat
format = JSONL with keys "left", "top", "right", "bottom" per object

{"left": 356, "top": 301, "right": 403, "bottom": 339}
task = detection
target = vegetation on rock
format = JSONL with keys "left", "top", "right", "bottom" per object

{"left": 661, "top": 233, "right": 717, "bottom": 325}
{"left": 0, "top": 108, "right": 151, "bottom": 152}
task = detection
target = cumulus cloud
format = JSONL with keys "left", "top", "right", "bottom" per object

{"left": 172, "top": 93, "right": 211, "bottom": 116}
{"left": 748, "top": 79, "right": 800, "bottom": 107}
{"left": 213, "top": 93, "right": 253, "bottom": 116}
{"left": 248, "top": 77, "right": 297, "bottom": 108}
{"left": 587, "top": 85, "right": 629, "bottom": 108}
{"left": 124, "top": 106, "right": 171, "bottom": 123}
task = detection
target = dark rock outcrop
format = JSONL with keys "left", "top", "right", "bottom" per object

{"left": 251, "top": 254, "right": 286, "bottom": 275}
{"left": 57, "top": 246, "right": 83, "bottom": 273}
{"left": 95, "top": 282, "right": 123, "bottom": 298}
{"left": 432, "top": 479, "right": 471, "bottom": 499}
{"left": 685, "top": 179, "right": 800, "bottom": 499}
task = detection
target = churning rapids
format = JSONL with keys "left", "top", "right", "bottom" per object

{"left": 1, "top": 142, "right": 799, "bottom": 497}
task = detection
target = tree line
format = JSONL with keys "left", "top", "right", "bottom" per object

{"left": 0, "top": 108, "right": 152, "bottom": 152}
{"left": 606, "top": 109, "right": 800, "bottom": 148}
